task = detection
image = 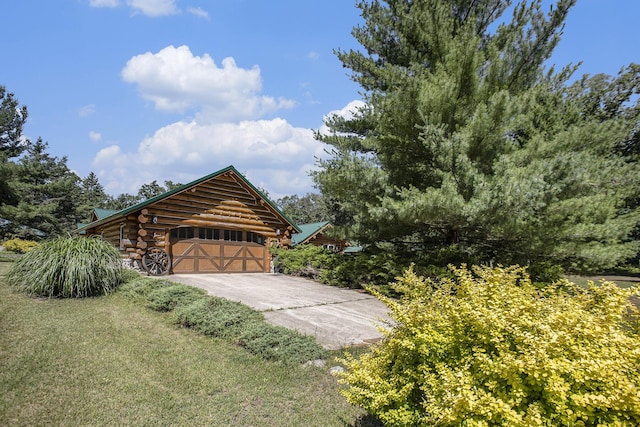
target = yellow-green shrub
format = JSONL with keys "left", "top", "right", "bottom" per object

{"left": 2, "top": 238, "right": 39, "bottom": 253}
{"left": 339, "top": 265, "right": 640, "bottom": 426}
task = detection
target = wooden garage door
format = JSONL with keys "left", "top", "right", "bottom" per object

{"left": 170, "top": 227, "right": 268, "bottom": 273}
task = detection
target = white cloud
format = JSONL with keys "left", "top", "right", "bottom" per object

{"left": 121, "top": 45, "right": 294, "bottom": 121}
{"left": 126, "top": 0, "right": 178, "bottom": 16}
{"left": 307, "top": 51, "right": 320, "bottom": 60}
{"left": 89, "top": 131, "right": 102, "bottom": 142}
{"left": 92, "top": 118, "right": 327, "bottom": 198}
{"left": 94, "top": 45, "right": 363, "bottom": 198}
{"left": 79, "top": 104, "right": 96, "bottom": 117}
{"left": 89, "top": 0, "right": 119, "bottom": 7}
{"left": 187, "top": 7, "right": 209, "bottom": 20}
{"left": 318, "top": 100, "right": 367, "bottom": 135}
{"left": 89, "top": 0, "right": 177, "bottom": 16}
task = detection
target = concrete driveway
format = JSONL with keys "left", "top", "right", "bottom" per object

{"left": 168, "top": 273, "right": 392, "bottom": 350}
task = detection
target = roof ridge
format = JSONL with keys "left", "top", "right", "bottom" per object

{"left": 77, "top": 165, "right": 300, "bottom": 233}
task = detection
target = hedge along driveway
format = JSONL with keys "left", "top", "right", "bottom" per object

{"left": 168, "top": 273, "right": 391, "bottom": 350}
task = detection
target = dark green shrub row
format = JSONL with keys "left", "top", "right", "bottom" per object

{"left": 272, "top": 244, "right": 452, "bottom": 294}
{"left": 7, "top": 236, "right": 125, "bottom": 298}
{"left": 272, "top": 244, "right": 565, "bottom": 292}
{"left": 272, "top": 244, "right": 334, "bottom": 280}
{"left": 147, "top": 284, "right": 206, "bottom": 311}
{"left": 319, "top": 251, "right": 406, "bottom": 292}
{"left": 119, "top": 277, "right": 327, "bottom": 364}
{"left": 527, "top": 260, "right": 565, "bottom": 283}
{"left": 174, "top": 297, "right": 263, "bottom": 339}
{"left": 238, "top": 322, "right": 327, "bottom": 364}
{"left": 118, "top": 276, "right": 173, "bottom": 300}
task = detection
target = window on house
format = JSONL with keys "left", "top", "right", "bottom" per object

{"left": 171, "top": 227, "right": 195, "bottom": 240}
{"left": 224, "top": 229, "right": 242, "bottom": 241}
{"left": 171, "top": 227, "right": 263, "bottom": 244}
{"left": 247, "top": 232, "right": 265, "bottom": 245}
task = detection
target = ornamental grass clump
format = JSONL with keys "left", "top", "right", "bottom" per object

{"left": 339, "top": 265, "right": 640, "bottom": 427}
{"left": 7, "top": 236, "right": 124, "bottom": 298}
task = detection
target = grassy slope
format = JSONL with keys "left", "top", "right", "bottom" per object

{"left": 565, "top": 274, "right": 640, "bottom": 289}
{"left": 0, "top": 262, "right": 366, "bottom": 426}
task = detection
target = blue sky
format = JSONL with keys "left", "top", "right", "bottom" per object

{"left": 1, "top": 1, "right": 638, "bottom": 198}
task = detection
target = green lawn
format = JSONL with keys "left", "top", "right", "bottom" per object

{"left": 565, "top": 274, "right": 640, "bottom": 289}
{"left": 0, "top": 261, "right": 373, "bottom": 426}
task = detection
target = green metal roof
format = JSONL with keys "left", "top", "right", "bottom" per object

{"left": 291, "top": 221, "right": 331, "bottom": 246}
{"left": 93, "top": 208, "right": 118, "bottom": 220}
{"left": 76, "top": 165, "right": 300, "bottom": 233}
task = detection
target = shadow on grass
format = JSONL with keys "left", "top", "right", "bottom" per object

{"left": 344, "top": 413, "right": 384, "bottom": 427}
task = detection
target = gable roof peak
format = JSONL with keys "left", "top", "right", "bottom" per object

{"left": 77, "top": 165, "right": 299, "bottom": 233}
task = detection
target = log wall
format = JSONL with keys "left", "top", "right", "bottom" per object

{"left": 84, "top": 171, "right": 293, "bottom": 260}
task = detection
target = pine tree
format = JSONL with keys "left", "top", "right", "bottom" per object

{"left": 0, "top": 85, "right": 28, "bottom": 160}
{"left": 0, "top": 86, "right": 28, "bottom": 208}
{"left": 314, "top": 0, "right": 640, "bottom": 272}
{"left": 77, "top": 172, "right": 110, "bottom": 222}
{"left": 0, "top": 138, "right": 81, "bottom": 239}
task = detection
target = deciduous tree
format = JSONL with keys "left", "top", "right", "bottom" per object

{"left": 105, "top": 193, "right": 139, "bottom": 211}
{"left": 103, "top": 179, "right": 183, "bottom": 212}
{"left": 276, "top": 193, "right": 331, "bottom": 225}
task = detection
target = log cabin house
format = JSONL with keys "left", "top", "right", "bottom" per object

{"left": 291, "top": 221, "right": 348, "bottom": 252}
{"left": 77, "top": 166, "right": 299, "bottom": 275}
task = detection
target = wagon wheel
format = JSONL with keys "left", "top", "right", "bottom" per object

{"left": 142, "top": 247, "right": 170, "bottom": 276}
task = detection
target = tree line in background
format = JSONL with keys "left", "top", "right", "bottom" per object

{"left": 0, "top": 88, "right": 328, "bottom": 241}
